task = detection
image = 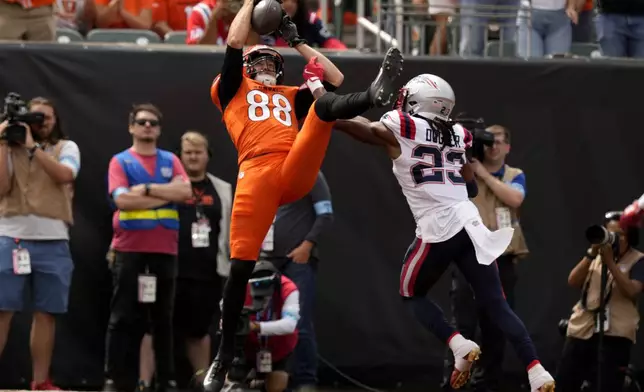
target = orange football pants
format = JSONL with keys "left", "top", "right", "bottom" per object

{"left": 230, "top": 104, "right": 336, "bottom": 261}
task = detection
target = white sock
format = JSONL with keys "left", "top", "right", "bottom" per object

{"left": 447, "top": 333, "right": 469, "bottom": 357}
{"left": 528, "top": 362, "right": 553, "bottom": 388}
{"left": 528, "top": 362, "right": 544, "bottom": 379}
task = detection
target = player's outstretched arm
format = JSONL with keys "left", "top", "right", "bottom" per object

{"left": 334, "top": 117, "right": 397, "bottom": 147}
{"left": 460, "top": 161, "right": 475, "bottom": 183}
{"left": 277, "top": 15, "right": 343, "bottom": 87}
{"left": 294, "top": 44, "right": 344, "bottom": 87}
{"left": 214, "top": 0, "right": 255, "bottom": 111}
{"left": 227, "top": 0, "right": 255, "bottom": 49}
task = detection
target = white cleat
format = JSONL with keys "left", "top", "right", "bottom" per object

{"left": 449, "top": 336, "right": 481, "bottom": 389}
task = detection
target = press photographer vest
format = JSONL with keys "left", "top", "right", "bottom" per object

{"left": 472, "top": 165, "right": 529, "bottom": 260}
{"left": 567, "top": 249, "right": 643, "bottom": 343}
{"left": 115, "top": 149, "right": 179, "bottom": 231}
{"left": 244, "top": 276, "right": 299, "bottom": 362}
{"left": 0, "top": 142, "right": 73, "bottom": 224}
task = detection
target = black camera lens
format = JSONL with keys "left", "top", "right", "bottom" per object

{"left": 586, "top": 225, "right": 618, "bottom": 246}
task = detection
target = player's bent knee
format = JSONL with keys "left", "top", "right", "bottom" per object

{"left": 313, "top": 93, "right": 338, "bottom": 122}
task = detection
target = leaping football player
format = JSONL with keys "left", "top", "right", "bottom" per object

{"left": 202, "top": 1, "right": 405, "bottom": 391}
{"left": 331, "top": 74, "right": 556, "bottom": 392}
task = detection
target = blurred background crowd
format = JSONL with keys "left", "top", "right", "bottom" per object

{"left": 2, "top": 0, "right": 644, "bottom": 59}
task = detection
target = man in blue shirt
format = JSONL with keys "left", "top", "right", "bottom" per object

{"left": 260, "top": 171, "right": 333, "bottom": 391}
{"left": 442, "top": 124, "right": 529, "bottom": 392}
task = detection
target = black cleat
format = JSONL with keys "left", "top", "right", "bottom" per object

{"left": 368, "top": 46, "right": 404, "bottom": 108}
{"left": 203, "top": 355, "right": 230, "bottom": 392}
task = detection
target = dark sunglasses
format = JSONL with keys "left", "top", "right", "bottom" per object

{"left": 134, "top": 118, "right": 160, "bottom": 127}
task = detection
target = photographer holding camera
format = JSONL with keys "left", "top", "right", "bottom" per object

{"left": 555, "top": 212, "right": 644, "bottom": 392}
{"left": 211, "top": 261, "right": 299, "bottom": 392}
{"left": 0, "top": 95, "right": 79, "bottom": 390}
{"left": 442, "top": 121, "right": 528, "bottom": 392}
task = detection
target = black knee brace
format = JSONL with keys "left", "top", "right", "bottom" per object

{"left": 313, "top": 93, "right": 337, "bottom": 122}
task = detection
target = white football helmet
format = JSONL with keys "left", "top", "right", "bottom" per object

{"left": 393, "top": 74, "right": 455, "bottom": 120}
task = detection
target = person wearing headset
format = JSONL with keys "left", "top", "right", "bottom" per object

{"left": 225, "top": 261, "right": 301, "bottom": 392}
{"left": 138, "top": 130, "right": 233, "bottom": 391}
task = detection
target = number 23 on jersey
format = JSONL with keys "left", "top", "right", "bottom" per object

{"left": 246, "top": 90, "right": 293, "bottom": 127}
{"left": 411, "top": 144, "right": 466, "bottom": 186}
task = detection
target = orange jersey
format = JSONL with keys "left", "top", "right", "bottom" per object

{"left": 95, "top": 0, "right": 153, "bottom": 28}
{"left": 211, "top": 75, "right": 300, "bottom": 163}
{"left": 152, "top": 0, "right": 200, "bottom": 30}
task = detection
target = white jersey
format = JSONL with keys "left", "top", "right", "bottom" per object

{"left": 381, "top": 110, "right": 513, "bottom": 263}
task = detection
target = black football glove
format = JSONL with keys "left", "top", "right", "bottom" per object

{"left": 277, "top": 14, "right": 307, "bottom": 47}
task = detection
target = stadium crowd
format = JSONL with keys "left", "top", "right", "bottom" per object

{"left": 1, "top": 0, "right": 644, "bottom": 58}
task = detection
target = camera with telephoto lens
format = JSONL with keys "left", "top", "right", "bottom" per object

{"left": 454, "top": 115, "right": 495, "bottom": 161}
{"left": 0, "top": 92, "right": 45, "bottom": 145}
{"left": 586, "top": 225, "right": 619, "bottom": 246}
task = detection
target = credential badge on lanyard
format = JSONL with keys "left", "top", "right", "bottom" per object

{"left": 12, "top": 239, "right": 31, "bottom": 275}
{"left": 495, "top": 207, "right": 512, "bottom": 229}
{"left": 138, "top": 266, "right": 157, "bottom": 303}
{"left": 192, "top": 203, "right": 211, "bottom": 248}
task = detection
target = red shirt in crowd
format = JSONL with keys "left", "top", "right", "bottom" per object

{"left": 185, "top": 0, "right": 229, "bottom": 44}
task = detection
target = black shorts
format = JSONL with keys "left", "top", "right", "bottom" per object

{"left": 173, "top": 277, "right": 223, "bottom": 338}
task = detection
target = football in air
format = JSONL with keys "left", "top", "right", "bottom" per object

{"left": 251, "top": 0, "right": 283, "bottom": 35}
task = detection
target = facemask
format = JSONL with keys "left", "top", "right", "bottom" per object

{"left": 256, "top": 73, "right": 277, "bottom": 86}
